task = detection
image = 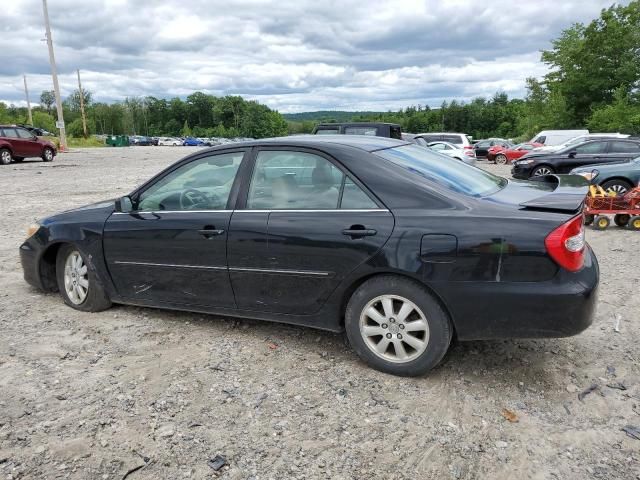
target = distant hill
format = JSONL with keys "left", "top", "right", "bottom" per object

{"left": 282, "top": 111, "right": 386, "bottom": 122}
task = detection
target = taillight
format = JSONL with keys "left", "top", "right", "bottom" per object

{"left": 464, "top": 150, "right": 475, "bottom": 157}
{"left": 544, "top": 215, "right": 585, "bottom": 272}
{"left": 464, "top": 145, "right": 473, "bottom": 149}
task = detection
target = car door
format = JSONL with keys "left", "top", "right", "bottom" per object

{"left": 561, "top": 141, "right": 608, "bottom": 172}
{"left": 1, "top": 128, "right": 27, "bottom": 156}
{"left": 15, "top": 128, "right": 42, "bottom": 157}
{"left": 227, "top": 147, "right": 394, "bottom": 315}
{"left": 606, "top": 140, "right": 640, "bottom": 163}
{"left": 102, "top": 149, "right": 248, "bottom": 307}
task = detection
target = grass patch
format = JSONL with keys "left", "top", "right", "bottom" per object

{"left": 42, "top": 136, "right": 106, "bottom": 149}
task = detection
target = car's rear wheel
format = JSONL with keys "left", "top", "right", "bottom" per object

{"left": 601, "top": 179, "right": 632, "bottom": 196}
{"left": 531, "top": 165, "right": 554, "bottom": 177}
{"left": 614, "top": 214, "right": 630, "bottom": 227}
{"left": 593, "top": 215, "right": 610, "bottom": 230}
{"left": 56, "top": 244, "right": 111, "bottom": 312}
{"left": 495, "top": 153, "right": 508, "bottom": 165}
{"left": 42, "top": 147, "right": 54, "bottom": 162}
{"left": 345, "top": 275, "right": 452, "bottom": 377}
{"left": 0, "top": 148, "right": 12, "bottom": 165}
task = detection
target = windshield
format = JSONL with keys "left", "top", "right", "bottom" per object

{"left": 375, "top": 144, "right": 506, "bottom": 197}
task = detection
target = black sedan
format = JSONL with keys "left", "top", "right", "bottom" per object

{"left": 512, "top": 138, "right": 640, "bottom": 179}
{"left": 20, "top": 136, "right": 598, "bottom": 376}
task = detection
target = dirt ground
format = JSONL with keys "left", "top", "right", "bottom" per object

{"left": 0, "top": 146, "right": 639, "bottom": 480}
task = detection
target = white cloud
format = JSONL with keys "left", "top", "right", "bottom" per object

{"left": 0, "top": 0, "right": 624, "bottom": 112}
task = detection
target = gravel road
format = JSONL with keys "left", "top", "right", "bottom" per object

{"left": 1, "top": 147, "right": 639, "bottom": 479}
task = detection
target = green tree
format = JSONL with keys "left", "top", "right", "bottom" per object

{"left": 32, "top": 111, "right": 56, "bottom": 132}
{"left": 39, "top": 90, "right": 55, "bottom": 114}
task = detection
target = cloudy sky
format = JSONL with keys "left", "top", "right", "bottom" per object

{"left": 0, "top": 0, "right": 625, "bottom": 113}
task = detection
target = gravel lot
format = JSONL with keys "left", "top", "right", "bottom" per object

{"left": 1, "top": 146, "right": 639, "bottom": 480}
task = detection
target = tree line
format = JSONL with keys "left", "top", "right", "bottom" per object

{"left": 1, "top": 1, "right": 638, "bottom": 141}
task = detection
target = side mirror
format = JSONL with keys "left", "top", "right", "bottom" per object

{"left": 115, "top": 196, "right": 133, "bottom": 213}
{"left": 568, "top": 151, "right": 577, "bottom": 158}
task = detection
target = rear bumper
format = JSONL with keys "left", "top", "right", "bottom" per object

{"left": 437, "top": 246, "right": 599, "bottom": 340}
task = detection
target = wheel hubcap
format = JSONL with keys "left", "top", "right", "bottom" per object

{"left": 534, "top": 167, "right": 551, "bottom": 176}
{"left": 359, "top": 295, "right": 430, "bottom": 364}
{"left": 1, "top": 151, "right": 10, "bottom": 163}
{"left": 607, "top": 184, "right": 627, "bottom": 195}
{"left": 496, "top": 155, "right": 506, "bottom": 164}
{"left": 64, "top": 251, "right": 88, "bottom": 305}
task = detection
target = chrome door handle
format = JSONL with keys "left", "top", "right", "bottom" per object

{"left": 198, "top": 229, "right": 225, "bottom": 238}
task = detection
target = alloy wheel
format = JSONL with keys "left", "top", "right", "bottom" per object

{"left": 0, "top": 150, "right": 11, "bottom": 165}
{"left": 44, "top": 149, "right": 53, "bottom": 161}
{"left": 495, "top": 154, "right": 507, "bottom": 165}
{"left": 533, "top": 167, "right": 552, "bottom": 176}
{"left": 64, "top": 251, "right": 89, "bottom": 305}
{"left": 359, "top": 295, "right": 430, "bottom": 363}
{"left": 605, "top": 184, "right": 628, "bottom": 195}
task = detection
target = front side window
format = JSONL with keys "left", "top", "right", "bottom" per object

{"left": 246, "top": 150, "right": 376, "bottom": 210}
{"left": 16, "top": 128, "right": 34, "bottom": 139}
{"left": 315, "top": 128, "right": 339, "bottom": 135}
{"left": 137, "top": 152, "right": 244, "bottom": 211}
{"left": 344, "top": 126, "right": 378, "bottom": 136}
{"left": 375, "top": 144, "right": 506, "bottom": 197}
{"left": 574, "top": 142, "right": 606, "bottom": 154}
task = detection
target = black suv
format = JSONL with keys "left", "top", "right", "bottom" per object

{"left": 511, "top": 138, "right": 640, "bottom": 179}
{"left": 312, "top": 123, "right": 402, "bottom": 139}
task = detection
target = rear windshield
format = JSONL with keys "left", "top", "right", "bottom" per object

{"left": 375, "top": 144, "right": 506, "bottom": 197}
{"left": 315, "top": 128, "right": 339, "bottom": 135}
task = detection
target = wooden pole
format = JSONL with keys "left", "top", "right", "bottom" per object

{"left": 42, "top": 0, "right": 67, "bottom": 150}
{"left": 23, "top": 75, "right": 33, "bottom": 125}
{"left": 77, "top": 69, "right": 88, "bottom": 138}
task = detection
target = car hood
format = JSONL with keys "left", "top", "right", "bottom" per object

{"left": 40, "top": 199, "right": 116, "bottom": 226}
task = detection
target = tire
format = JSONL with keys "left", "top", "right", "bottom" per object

{"left": 55, "top": 244, "right": 112, "bottom": 312}
{"left": 593, "top": 215, "right": 610, "bottom": 230}
{"left": 42, "top": 147, "right": 54, "bottom": 162}
{"left": 531, "top": 165, "right": 555, "bottom": 177}
{"left": 601, "top": 179, "right": 632, "bottom": 196}
{"left": 614, "top": 214, "right": 630, "bottom": 227}
{"left": 584, "top": 214, "right": 594, "bottom": 226}
{"left": 629, "top": 217, "right": 640, "bottom": 230}
{"left": 345, "top": 275, "right": 452, "bottom": 377}
{"left": 495, "top": 153, "right": 508, "bottom": 165}
{"left": 0, "top": 148, "right": 12, "bottom": 165}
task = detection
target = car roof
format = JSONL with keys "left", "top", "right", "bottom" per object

{"left": 316, "top": 122, "right": 400, "bottom": 127}
{"left": 416, "top": 132, "right": 468, "bottom": 136}
{"left": 206, "top": 135, "right": 410, "bottom": 153}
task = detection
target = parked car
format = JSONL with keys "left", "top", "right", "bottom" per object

{"left": 571, "top": 155, "right": 640, "bottom": 195}
{"left": 129, "top": 136, "right": 154, "bottom": 146}
{"left": 183, "top": 137, "right": 206, "bottom": 146}
{"left": 18, "top": 124, "right": 53, "bottom": 137}
{"left": 157, "top": 137, "right": 183, "bottom": 146}
{"left": 426, "top": 141, "right": 476, "bottom": 165}
{"left": 473, "top": 138, "right": 512, "bottom": 158}
{"left": 533, "top": 134, "right": 630, "bottom": 153}
{"left": 20, "top": 135, "right": 598, "bottom": 376}
{"left": 530, "top": 130, "right": 589, "bottom": 146}
{"left": 413, "top": 133, "right": 474, "bottom": 153}
{"left": 0, "top": 125, "right": 57, "bottom": 164}
{"left": 488, "top": 142, "right": 543, "bottom": 164}
{"left": 512, "top": 138, "right": 640, "bottom": 179}
{"left": 313, "top": 123, "right": 402, "bottom": 139}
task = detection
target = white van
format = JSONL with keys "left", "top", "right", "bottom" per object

{"left": 531, "top": 130, "right": 588, "bottom": 146}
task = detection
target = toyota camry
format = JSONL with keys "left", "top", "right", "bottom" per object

{"left": 20, "top": 136, "right": 599, "bottom": 376}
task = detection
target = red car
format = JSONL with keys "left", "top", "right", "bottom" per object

{"left": 487, "top": 142, "right": 543, "bottom": 165}
{"left": 0, "top": 125, "right": 57, "bottom": 165}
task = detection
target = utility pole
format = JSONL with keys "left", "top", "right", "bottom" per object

{"left": 42, "top": 0, "right": 67, "bottom": 150}
{"left": 23, "top": 75, "right": 33, "bottom": 125}
{"left": 77, "top": 69, "right": 88, "bottom": 138}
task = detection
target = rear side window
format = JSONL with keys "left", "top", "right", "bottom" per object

{"left": 375, "top": 144, "right": 506, "bottom": 197}
{"left": 341, "top": 178, "right": 378, "bottom": 209}
{"left": 609, "top": 141, "right": 640, "bottom": 153}
{"left": 2, "top": 128, "right": 19, "bottom": 138}
{"left": 344, "top": 126, "right": 378, "bottom": 136}
{"left": 443, "top": 135, "right": 462, "bottom": 145}
{"left": 574, "top": 142, "right": 607, "bottom": 154}
{"left": 418, "top": 134, "right": 440, "bottom": 143}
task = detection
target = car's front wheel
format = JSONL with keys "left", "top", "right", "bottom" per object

{"left": 0, "top": 148, "right": 12, "bottom": 165}
{"left": 531, "top": 165, "right": 555, "bottom": 177}
{"left": 56, "top": 244, "right": 112, "bottom": 312}
{"left": 345, "top": 275, "right": 452, "bottom": 376}
{"left": 42, "top": 147, "right": 54, "bottom": 162}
